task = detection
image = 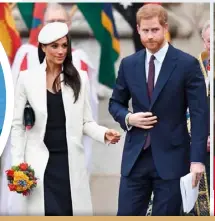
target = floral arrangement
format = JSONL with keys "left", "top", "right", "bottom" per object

{"left": 5, "top": 163, "right": 38, "bottom": 196}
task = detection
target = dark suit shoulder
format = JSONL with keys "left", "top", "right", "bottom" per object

{"left": 172, "top": 46, "right": 198, "bottom": 65}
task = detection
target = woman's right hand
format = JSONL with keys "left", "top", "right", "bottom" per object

{"left": 104, "top": 129, "right": 121, "bottom": 144}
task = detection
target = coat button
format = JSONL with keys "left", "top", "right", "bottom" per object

{"left": 144, "top": 133, "right": 147, "bottom": 137}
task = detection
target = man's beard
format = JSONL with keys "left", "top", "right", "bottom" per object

{"left": 143, "top": 39, "right": 165, "bottom": 52}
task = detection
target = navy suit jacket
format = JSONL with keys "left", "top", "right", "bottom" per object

{"left": 109, "top": 44, "right": 209, "bottom": 180}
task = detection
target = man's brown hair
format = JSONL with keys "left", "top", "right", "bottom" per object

{"left": 136, "top": 4, "right": 168, "bottom": 26}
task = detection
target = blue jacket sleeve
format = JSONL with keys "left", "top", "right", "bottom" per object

{"left": 108, "top": 58, "right": 131, "bottom": 131}
{"left": 185, "top": 58, "right": 209, "bottom": 164}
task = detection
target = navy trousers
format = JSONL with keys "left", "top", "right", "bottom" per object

{"left": 117, "top": 147, "right": 182, "bottom": 216}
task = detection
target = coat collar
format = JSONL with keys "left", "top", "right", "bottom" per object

{"left": 37, "top": 58, "right": 68, "bottom": 115}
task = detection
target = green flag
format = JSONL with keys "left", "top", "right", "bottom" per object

{"left": 17, "top": 3, "right": 34, "bottom": 30}
{"left": 77, "top": 3, "right": 120, "bottom": 88}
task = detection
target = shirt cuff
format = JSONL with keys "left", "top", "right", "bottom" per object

{"left": 125, "top": 113, "right": 133, "bottom": 131}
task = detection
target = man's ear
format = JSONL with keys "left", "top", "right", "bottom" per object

{"left": 137, "top": 24, "right": 140, "bottom": 35}
{"left": 164, "top": 23, "right": 169, "bottom": 34}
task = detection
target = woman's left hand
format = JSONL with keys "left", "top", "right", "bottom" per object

{"left": 105, "top": 129, "right": 121, "bottom": 144}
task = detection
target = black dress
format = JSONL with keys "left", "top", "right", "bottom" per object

{"left": 43, "top": 90, "right": 73, "bottom": 216}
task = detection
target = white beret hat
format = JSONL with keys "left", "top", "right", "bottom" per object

{"left": 38, "top": 22, "right": 68, "bottom": 44}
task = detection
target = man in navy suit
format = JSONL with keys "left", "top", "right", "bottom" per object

{"left": 109, "top": 4, "right": 208, "bottom": 216}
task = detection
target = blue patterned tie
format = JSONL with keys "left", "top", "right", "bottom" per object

{"left": 144, "top": 55, "right": 155, "bottom": 149}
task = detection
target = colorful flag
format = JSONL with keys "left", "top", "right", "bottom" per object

{"left": 77, "top": 3, "right": 120, "bottom": 88}
{"left": 0, "top": 3, "right": 21, "bottom": 64}
{"left": 17, "top": 3, "right": 34, "bottom": 30}
{"left": 18, "top": 3, "right": 47, "bottom": 46}
{"left": 17, "top": 3, "right": 47, "bottom": 70}
{"left": 29, "top": 3, "right": 47, "bottom": 46}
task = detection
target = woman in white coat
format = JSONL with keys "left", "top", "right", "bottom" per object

{"left": 10, "top": 22, "right": 120, "bottom": 216}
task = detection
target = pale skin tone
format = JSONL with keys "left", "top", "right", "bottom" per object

{"left": 42, "top": 37, "right": 120, "bottom": 144}
{"left": 44, "top": 8, "right": 71, "bottom": 28}
{"left": 128, "top": 16, "right": 205, "bottom": 187}
{"left": 202, "top": 27, "right": 210, "bottom": 55}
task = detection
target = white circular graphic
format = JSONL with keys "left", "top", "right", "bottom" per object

{"left": 0, "top": 42, "right": 14, "bottom": 157}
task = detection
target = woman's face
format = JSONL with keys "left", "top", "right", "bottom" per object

{"left": 42, "top": 36, "right": 68, "bottom": 65}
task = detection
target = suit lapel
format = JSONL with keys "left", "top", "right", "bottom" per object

{"left": 135, "top": 50, "right": 150, "bottom": 108}
{"left": 149, "top": 45, "right": 178, "bottom": 110}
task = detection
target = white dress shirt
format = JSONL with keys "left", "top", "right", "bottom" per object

{"left": 145, "top": 42, "right": 169, "bottom": 85}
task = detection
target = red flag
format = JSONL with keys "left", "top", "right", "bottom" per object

{"left": 0, "top": 3, "right": 21, "bottom": 64}
{"left": 20, "top": 55, "right": 28, "bottom": 71}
